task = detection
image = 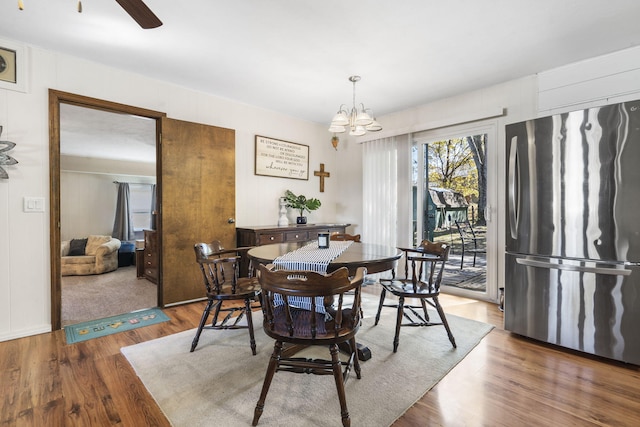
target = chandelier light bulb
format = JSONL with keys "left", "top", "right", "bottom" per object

{"left": 329, "top": 124, "right": 346, "bottom": 133}
{"left": 354, "top": 109, "right": 373, "bottom": 126}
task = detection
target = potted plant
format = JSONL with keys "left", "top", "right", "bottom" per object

{"left": 283, "top": 190, "right": 321, "bottom": 224}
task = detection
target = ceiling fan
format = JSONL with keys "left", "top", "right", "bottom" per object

{"left": 17, "top": 0, "right": 162, "bottom": 29}
{"left": 115, "top": 0, "right": 163, "bottom": 29}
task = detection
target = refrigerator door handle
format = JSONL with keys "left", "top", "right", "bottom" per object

{"left": 508, "top": 136, "right": 519, "bottom": 239}
{"left": 516, "top": 257, "right": 632, "bottom": 276}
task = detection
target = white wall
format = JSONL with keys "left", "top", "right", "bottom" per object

{"left": 331, "top": 134, "right": 363, "bottom": 234}
{"left": 0, "top": 39, "right": 345, "bottom": 341}
{"left": 60, "top": 155, "right": 157, "bottom": 241}
{"left": 60, "top": 172, "right": 118, "bottom": 240}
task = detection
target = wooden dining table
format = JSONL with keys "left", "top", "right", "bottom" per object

{"left": 247, "top": 241, "right": 402, "bottom": 276}
{"left": 247, "top": 241, "right": 402, "bottom": 360}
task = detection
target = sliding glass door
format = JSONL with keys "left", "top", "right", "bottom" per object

{"left": 413, "top": 124, "right": 497, "bottom": 302}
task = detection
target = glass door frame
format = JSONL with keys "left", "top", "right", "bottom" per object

{"left": 413, "top": 122, "right": 498, "bottom": 302}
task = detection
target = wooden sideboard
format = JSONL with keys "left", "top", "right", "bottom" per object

{"left": 236, "top": 224, "right": 350, "bottom": 247}
{"left": 143, "top": 229, "right": 158, "bottom": 284}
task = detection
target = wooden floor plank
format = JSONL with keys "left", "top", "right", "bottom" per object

{"left": 1, "top": 292, "right": 639, "bottom": 426}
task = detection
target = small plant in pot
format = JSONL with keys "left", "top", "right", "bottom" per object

{"left": 283, "top": 190, "right": 321, "bottom": 224}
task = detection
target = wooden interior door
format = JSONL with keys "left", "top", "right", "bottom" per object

{"left": 159, "top": 117, "right": 236, "bottom": 305}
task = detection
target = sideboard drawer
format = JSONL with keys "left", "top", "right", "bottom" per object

{"left": 284, "top": 231, "right": 309, "bottom": 242}
{"left": 258, "top": 233, "right": 285, "bottom": 245}
{"left": 237, "top": 224, "right": 350, "bottom": 248}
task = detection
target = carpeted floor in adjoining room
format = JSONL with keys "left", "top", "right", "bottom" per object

{"left": 62, "top": 265, "right": 158, "bottom": 326}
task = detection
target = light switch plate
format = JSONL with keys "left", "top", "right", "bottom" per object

{"left": 23, "top": 196, "right": 45, "bottom": 213}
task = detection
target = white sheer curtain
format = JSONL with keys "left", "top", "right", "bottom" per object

{"left": 362, "top": 135, "right": 413, "bottom": 277}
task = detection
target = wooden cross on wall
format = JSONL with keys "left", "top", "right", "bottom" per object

{"left": 314, "top": 163, "right": 330, "bottom": 192}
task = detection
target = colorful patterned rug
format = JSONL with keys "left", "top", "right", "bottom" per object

{"left": 64, "top": 308, "right": 170, "bottom": 344}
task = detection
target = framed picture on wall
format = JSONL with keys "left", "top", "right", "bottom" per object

{"left": 0, "top": 39, "right": 27, "bottom": 93}
{"left": 255, "top": 135, "right": 309, "bottom": 180}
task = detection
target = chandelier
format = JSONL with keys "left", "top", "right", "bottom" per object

{"left": 328, "top": 75, "right": 382, "bottom": 138}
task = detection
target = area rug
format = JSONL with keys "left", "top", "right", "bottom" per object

{"left": 65, "top": 308, "right": 170, "bottom": 344}
{"left": 121, "top": 296, "right": 493, "bottom": 426}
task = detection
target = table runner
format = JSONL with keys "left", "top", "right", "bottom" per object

{"left": 272, "top": 240, "right": 353, "bottom": 313}
{"left": 273, "top": 240, "right": 353, "bottom": 273}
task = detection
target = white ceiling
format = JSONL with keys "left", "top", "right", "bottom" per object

{"left": 60, "top": 103, "right": 156, "bottom": 163}
{"left": 3, "top": 1, "right": 640, "bottom": 161}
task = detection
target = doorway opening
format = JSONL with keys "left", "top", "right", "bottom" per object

{"left": 59, "top": 104, "right": 158, "bottom": 326}
{"left": 49, "top": 90, "right": 167, "bottom": 330}
{"left": 413, "top": 128, "right": 493, "bottom": 300}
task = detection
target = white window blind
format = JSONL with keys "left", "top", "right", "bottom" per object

{"left": 362, "top": 135, "right": 413, "bottom": 277}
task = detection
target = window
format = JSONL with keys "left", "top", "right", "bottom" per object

{"left": 129, "top": 184, "right": 154, "bottom": 231}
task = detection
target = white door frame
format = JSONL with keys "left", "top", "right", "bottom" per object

{"left": 413, "top": 121, "right": 498, "bottom": 302}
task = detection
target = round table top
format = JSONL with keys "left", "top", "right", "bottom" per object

{"left": 247, "top": 242, "right": 402, "bottom": 275}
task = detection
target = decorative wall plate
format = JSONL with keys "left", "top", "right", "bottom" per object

{"left": 0, "top": 47, "right": 17, "bottom": 84}
{"left": 0, "top": 126, "right": 18, "bottom": 179}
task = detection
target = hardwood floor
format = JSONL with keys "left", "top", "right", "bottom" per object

{"left": 2, "top": 287, "right": 639, "bottom": 426}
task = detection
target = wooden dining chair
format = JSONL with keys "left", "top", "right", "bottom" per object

{"left": 374, "top": 240, "right": 456, "bottom": 352}
{"left": 191, "top": 241, "right": 261, "bottom": 355}
{"left": 454, "top": 219, "right": 485, "bottom": 269}
{"left": 330, "top": 232, "right": 361, "bottom": 242}
{"left": 252, "top": 264, "right": 366, "bottom": 427}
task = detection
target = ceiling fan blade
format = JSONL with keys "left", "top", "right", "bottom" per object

{"left": 115, "top": 0, "right": 163, "bottom": 29}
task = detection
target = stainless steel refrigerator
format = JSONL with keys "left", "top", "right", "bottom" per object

{"left": 505, "top": 100, "right": 640, "bottom": 365}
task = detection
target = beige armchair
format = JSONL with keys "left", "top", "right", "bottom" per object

{"left": 61, "top": 235, "right": 121, "bottom": 276}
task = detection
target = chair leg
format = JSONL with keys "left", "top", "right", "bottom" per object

{"left": 253, "top": 341, "right": 283, "bottom": 426}
{"left": 433, "top": 296, "right": 457, "bottom": 348}
{"left": 393, "top": 296, "right": 405, "bottom": 353}
{"left": 245, "top": 298, "right": 257, "bottom": 355}
{"left": 374, "top": 288, "right": 386, "bottom": 326}
{"left": 472, "top": 251, "right": 477, "bottom": 267}
{"left": 190, "top": 299, "right": 214, "bottom": 352}
{"left": 329, "top": 344, "right": 351, "bottom": 427}
{"left": 460, "top": 244, "right": 465, "bottom": 269}
{"left": 420, "top": 299, "right": 430, "bottom": 322}
{"left": 211, "top": 300, "right": 222, "bottom": 326}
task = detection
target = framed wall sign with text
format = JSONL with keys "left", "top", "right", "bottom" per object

{"left": 0, "top": 39, "right": 27, "bottom": 93}
{"left": 255, "top": 135, "right": 309, "bottom": 180}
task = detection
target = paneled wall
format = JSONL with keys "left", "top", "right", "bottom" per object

{"left": 538, "top": 45, "right": 640, "bottom": 114}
